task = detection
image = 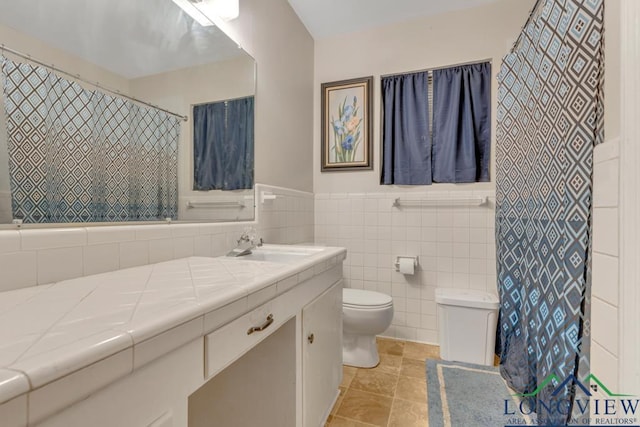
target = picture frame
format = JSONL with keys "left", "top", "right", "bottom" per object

{"left": 321, "top": 76, "right": 373, "bottom": 171}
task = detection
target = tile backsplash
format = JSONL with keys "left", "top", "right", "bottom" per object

{"left": 0, "top": 184, "right": 314, "bottom": 292}
{"left": 0, "top": 182, "right": 500, "bottom": 346}
{"left": 314, "top": 190, "right": 497, "bottom": 344}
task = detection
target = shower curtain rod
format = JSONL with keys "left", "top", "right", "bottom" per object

{"left": 0, "top": 43, "right": 188, "bottom": 122}
{"left": 380, "top": 58, "right": 492, "bottom": 79}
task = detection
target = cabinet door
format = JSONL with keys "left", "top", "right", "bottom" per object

{"left": 302, "top": 280, "right": 343, "bottom": 427}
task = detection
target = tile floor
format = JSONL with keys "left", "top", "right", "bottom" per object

{"left": 325, "top": 337, "right": 440, "bottom": 427}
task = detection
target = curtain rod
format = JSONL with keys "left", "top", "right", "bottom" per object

{"left": 380, "top": 58, "right": 492, "bottom": 79}
{"left": 192, "top": 94, "right": 254, "bottom": 107}
{"left": 0, "top": 43, "right": 188, "bottom": 122}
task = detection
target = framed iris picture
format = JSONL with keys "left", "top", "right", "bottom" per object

{"left": 321, "top": 76, "right": 373, "bottom": 171}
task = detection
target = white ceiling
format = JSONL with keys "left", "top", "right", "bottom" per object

{"left": 0, "top": 0, "right": 505, "bottom": 78}
{"left": 287, "top": 0, "right": 502, "bottom": 39}
{"left": 0, "top": 0, "right": 247, "bottom": 79}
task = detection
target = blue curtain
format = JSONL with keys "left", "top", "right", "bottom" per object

{"left": 432, "top": 62, "right": 491, "bottom": 183}
{"left": 193, "top": 96, "right": 254, "bottom": 191}
{"left": 381, "top": 72, "right": 431, "bottom": 185}
{"left": 2, "top": 57, "right": 179, "bottom": 223}
{"left": 495, "top": 0, "right": 603, "bottom": 425}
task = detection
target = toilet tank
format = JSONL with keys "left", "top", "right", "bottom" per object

{"left": 436, "top": 288, "right": 499, "bottom": 366}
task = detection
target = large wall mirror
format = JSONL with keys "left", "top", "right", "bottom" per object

{"left": 0, "top": 0, "right": 256, "bottom": 226}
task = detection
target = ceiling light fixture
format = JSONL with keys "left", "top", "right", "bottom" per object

{"left": 171, "top": 0, "right": 239, "bottom": 25}
{"left": 171, "top": 0, "right": 214, "bottom": 26}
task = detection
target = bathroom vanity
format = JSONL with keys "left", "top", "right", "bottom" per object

{"left": 0, "top": 245, "right": 345, "bottom": 427}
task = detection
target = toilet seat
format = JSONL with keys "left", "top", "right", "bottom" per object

{"left": 343, "top": 288, "right": 393, "bottom": 310}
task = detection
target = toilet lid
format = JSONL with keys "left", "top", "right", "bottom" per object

{"left": 343, "top": 288, "right": 393, "bottom": 309}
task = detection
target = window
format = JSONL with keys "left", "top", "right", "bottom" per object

{"left": 381, "top": 62, "right": 491, "bottom": 185}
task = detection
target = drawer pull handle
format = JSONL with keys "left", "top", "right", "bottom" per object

{"left": 247, "top": 314, "right": 274, "bottom": 335}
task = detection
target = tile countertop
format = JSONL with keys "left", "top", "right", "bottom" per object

{"left": 0, "top": 245, "right": 346, "bottom": 406}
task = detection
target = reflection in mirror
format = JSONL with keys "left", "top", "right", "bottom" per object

{"left": 193, "top": 97, "right": 254, "bottom": 192}
{"left": 0, "top": 0, "right": 256, "bottom": 225}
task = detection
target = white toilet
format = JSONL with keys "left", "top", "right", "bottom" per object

{"left": 342, "top": 288, "right": 394, "bottom": 368}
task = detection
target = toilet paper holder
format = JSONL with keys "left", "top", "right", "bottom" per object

{"left": 394, "top": 256, "right": 419, "bottom": 272}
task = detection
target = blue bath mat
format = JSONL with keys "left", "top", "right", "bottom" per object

{"left": 427, "top": 359, "right": 534, "bottom": 426}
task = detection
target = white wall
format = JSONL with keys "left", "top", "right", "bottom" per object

{"left": 313, "top": 0, "right": 534, "bottom": 344}
{"left": 215, "top": 0, "right": 315, "bottom": 193}
{"left": 313, "top": 0, "right": 535, "bottom": 195}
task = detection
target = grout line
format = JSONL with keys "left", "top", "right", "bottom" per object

{"left": 387, "top": 365, "right": 402, "bottom": 427}
{"left": 347, "top": 378, "right": 397, "bottom": 400}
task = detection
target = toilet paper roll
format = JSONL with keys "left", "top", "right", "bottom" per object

{"left": 399, "top": 257, "right": 415, "bottom": 275}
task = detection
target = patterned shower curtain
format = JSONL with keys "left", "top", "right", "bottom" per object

{"left": 495, "top": 0, "right": 603, "bottom": 425}
{"left": 2, "top": 57, "right": 179, "bottom": 223}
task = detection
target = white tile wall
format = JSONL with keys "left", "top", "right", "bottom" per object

{"left": 594, "top": 341, "right": 620, "bottom": 391}
{"left": 315, "top": 190, "right": 496, "bottom": 344}
{"left": 0, "top": 251, "right": 37, "bottom": 292}
{"left": 119, "top": 241, "right": 151, "bottom": 270}
{"left": 0, "top": 184, "right": 314, "bottom": 293}
{"left": 592, "top": 208, "right": 619, "bottom": 256}
{"left": 21, "top": 229, "right": 88, "bottom": 250}
{"left": 591, "top": 138, "right": 620, "bottom": 397}
{"left": 37, "top": 247, "right": 84, "bottom": 285}
{"left": 258, "top": 185, "right": 314, "bottom": 245}
{"left": 0, "top": 230, "right": 20, "bottom": 253}
{"left": 83, "top": 244, "right": 120, "bottom": 276}
{"left": 593, "top": 158, "right": 620, "bottom": 208}
{"left": 592, "top": 298, "right": 619, "bottom": 353}
{"left": 591, "top": 252, "right": 619, "bottom": 307}
{"left": 86, "top": 226, "right": 136, "bottom": 245}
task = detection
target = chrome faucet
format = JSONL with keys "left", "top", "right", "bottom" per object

{"left": 226, "top": 227, "right": 263, "bottom": 257}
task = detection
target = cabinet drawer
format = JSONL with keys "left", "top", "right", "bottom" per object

{"left": 204, "top": 292, "right": 296, "bottom": 379}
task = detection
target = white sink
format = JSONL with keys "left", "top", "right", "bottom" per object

{"left": 239, "top": 245, "right": 324, "bottom": 263}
